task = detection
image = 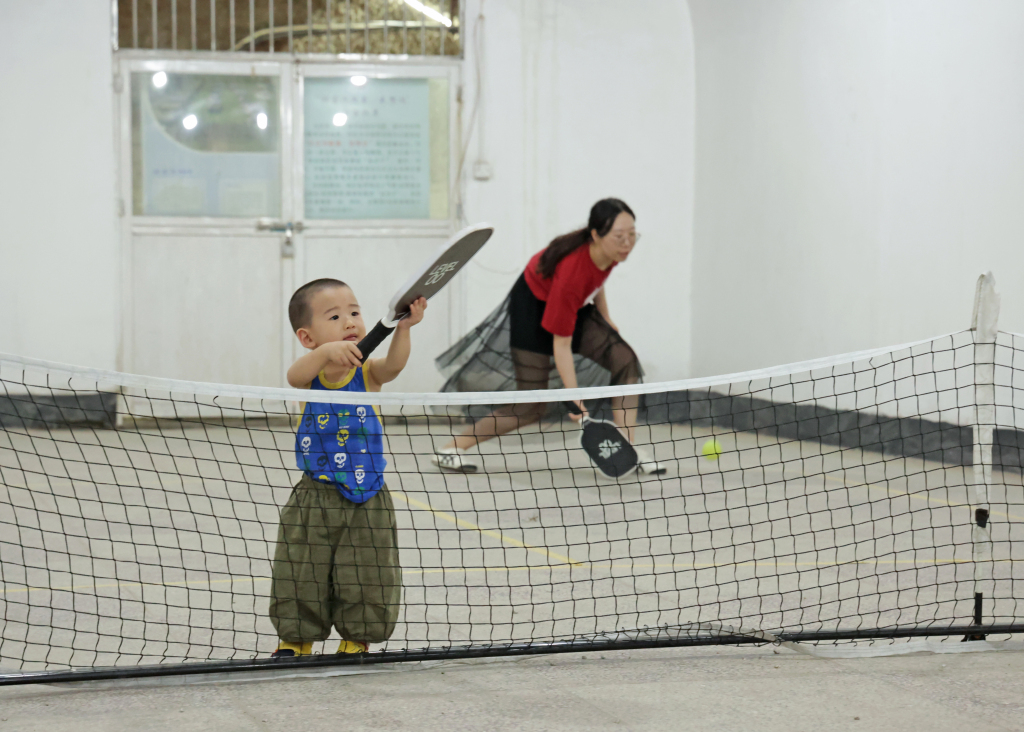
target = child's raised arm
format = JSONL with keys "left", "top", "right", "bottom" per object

{"left": 287, "top": 341, "right": 363, "bottom": 388}
{"left": 366, "top": 298, "right": 427, "bottom": 388}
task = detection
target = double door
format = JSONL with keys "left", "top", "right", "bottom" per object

{"left": 117, "top": 57, "right": 460, "bottom": 391}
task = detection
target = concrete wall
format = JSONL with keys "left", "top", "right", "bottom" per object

{"left": 0, "top": 0, "right": 119, "bottom": 370}
{"left": 458, "top": 0, "right": 696, "bottom": 382}
{"left": 688, "top": 0, "right": 1024, "bottom": 376}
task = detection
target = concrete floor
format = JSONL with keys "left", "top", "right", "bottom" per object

{"left": 2, "top": 644, "right": 1024, "bottom": 731}
{"left": 3, "top": 415, "right": 1023, "bottom": 731}
{"left": 5, "top": 420, "right": 1022, "bottom": 669}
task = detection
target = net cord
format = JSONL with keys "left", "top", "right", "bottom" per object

{"left": 3, "top": 624, "right": 1024, "bottom": 687}
{"left": 0, "top": 329, "right": 962, "bottom": 407}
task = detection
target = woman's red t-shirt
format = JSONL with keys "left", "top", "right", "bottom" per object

{"left": 522, "top": 244, "right": 616, "bottom": 337}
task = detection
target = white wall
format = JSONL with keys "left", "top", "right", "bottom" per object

{"left": 0, "top": 0, "right": 119, "bottom": 369}
{"left": 458, "top": 0, "right": 696, "bottom": 382}
{"left": 8, "top": 0, "right": 1023, "bottom": 389}
{"left": 688, "top": 0, "right": 1024, "bottom": 377}
{"left": 0, "top": 0, "right": 696, "bottom": 383}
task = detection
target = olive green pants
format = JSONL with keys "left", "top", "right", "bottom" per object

{"left": 269, "top": 474, "right": 401, "bottom": 644}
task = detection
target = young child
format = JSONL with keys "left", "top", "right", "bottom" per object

{"left": 269, "top": 277, "right": 426, "bottom": 657}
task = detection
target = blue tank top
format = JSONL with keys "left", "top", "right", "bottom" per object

{"left": 294, "top": 366, "right": 386, "bottom": 504}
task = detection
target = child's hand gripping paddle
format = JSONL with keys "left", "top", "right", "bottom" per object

{"left": 565, "top": 402, "right": 638, "bottom": 479}
{"left": 355, "top": 223, "right": 494, "bottom": 361}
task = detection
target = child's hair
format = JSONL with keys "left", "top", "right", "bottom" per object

{"left": 288, "top": 278, "right": 349, "bottom": 332}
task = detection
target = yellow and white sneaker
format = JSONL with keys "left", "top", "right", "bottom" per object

{"left": 271, "top": 641, "right": 313, "bottom": 658}
{"left": 337, "top": 640, "right": 369, "bottom": 654}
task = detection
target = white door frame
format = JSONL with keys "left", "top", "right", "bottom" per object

{"left": 115, "top": 56, "right": 294, "bottom": 383}
{"left": 115, "top": 54, "right": 461, "bottom": 384}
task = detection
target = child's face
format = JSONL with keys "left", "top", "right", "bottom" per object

{"left": 298, "top": 285, "right": 366, "bottom": 349}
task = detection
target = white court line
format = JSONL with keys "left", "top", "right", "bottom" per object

{"left": 824, "top": 473, "right": 1024, "bottom": 522}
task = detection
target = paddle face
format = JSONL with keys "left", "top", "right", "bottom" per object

{"left": 355, "top": 223, "right": 494, "bottom": 362}
{"left": 385, "top": 224, "right": 494, "bottom": 323}
{"left": 579, "top": 418, "right": 638, "bottom": 478}
{"left": 564, "top": 402, "right": 638, "bottom": 478}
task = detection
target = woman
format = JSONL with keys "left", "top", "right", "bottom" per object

{"left": 432, "top": 198, "right": 666, "bottom": 475}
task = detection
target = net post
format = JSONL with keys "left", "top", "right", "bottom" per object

{"left": 964, "top": 271, "right": 1000, "bottom": 641}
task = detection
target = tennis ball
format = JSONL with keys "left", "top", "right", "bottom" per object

{"left": 701, "top": 438, "right": 723, "bottom": 461}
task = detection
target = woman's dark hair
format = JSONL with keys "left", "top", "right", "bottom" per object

{"left": 535, "top": 198, "right": 635, "bottom": 279}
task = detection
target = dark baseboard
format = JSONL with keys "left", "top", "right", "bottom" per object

{"left": 641, "top": 389, "right": 1024, "bottom": 472}
{"left": 0, "top": 392, "right": 119, "bottom": 430}
{"left": 993, "top": 426, "right": 1024, "bottom": 472}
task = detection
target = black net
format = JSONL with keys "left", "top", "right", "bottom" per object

{"left": 1, "top": 329, "right": 1023, "bottom": 683}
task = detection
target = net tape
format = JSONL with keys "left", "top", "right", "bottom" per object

{"left": 1, "top": 329, "right": 1022, "bottom": 681}
{"left": 0, "top": 329, "right": 968, "bottom": 406}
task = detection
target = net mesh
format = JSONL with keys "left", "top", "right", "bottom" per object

{"left": 1, "top": 329, "right": 1023, "bottom": 680}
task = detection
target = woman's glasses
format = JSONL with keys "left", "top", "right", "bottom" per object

{"left": 609, "top": 232, "right": 641, "bottom": 244}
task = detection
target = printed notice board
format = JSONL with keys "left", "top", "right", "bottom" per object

{"left": 304, "top": 77, "right": 431, "bottom": 219}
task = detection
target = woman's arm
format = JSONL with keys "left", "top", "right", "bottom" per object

{"left": 553, "top": 335, "right": 587, "bottom": 420}
{"left": 593, "top": 288, "right": 619, "bottom": 332}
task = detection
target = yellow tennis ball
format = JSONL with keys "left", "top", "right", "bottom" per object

{"left": 701, "top": 438, "right": 723, "bottom": 461}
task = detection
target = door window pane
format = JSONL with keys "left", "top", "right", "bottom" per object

{"left": 131, "top": 72, "right": 281, "bottom": 217}
{"left": 304, "top": 76, "right": 449, "bottom": 220}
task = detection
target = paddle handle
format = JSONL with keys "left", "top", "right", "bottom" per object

{"left": 356, "top": 320, "right": 397, "bottom": 363}
{"left": 563, "top": 400, "right": 587, "bottom": 421}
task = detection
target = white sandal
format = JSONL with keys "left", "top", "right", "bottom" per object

{"left": 430, "top": 448, "right": 479, "bottom": 473}
{"left": 635, "top": 447, "right": 668, "bottom": 475}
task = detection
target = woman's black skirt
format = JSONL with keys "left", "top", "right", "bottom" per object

{"left": 436, "top": 273, "right": 643, "bottom": 402}
{"left": 507, "top": 273, "right": 589, "bottom": 355}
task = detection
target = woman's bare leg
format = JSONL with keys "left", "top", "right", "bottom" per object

{"left": 610, "top": 393, "right": 639, "bottom": 443}
{"left": 442, "top": 349, "right": 551, "bottom": 451}
{"left": 575, "top": 315, "right": 642, "bottom": 442}
{"left": 450, "top": 403, "right": 546, "bottom": 451}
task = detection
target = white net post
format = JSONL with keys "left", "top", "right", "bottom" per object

{"left": 968, "top": 271, "right": 1000, "bottom": 638}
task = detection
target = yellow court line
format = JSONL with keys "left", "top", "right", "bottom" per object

{"left": 3, "top": 480, "right": 1017, "bottom": 598}
{"left": 391, "top": 490, "right": 583, "bottom": 567}
{"left": 0, "top": 574, "right": 268, "bottom": 597}
{"left": 823, "top": 474, "right": 1024, "bottom": 522}
{"left": 406, "top": 556, "right": 1011, "bottom": 576}
{"left": 406, "top": 556, "right": 1016, "bottom": 573}
{"left": 5, "top": 556, "right": 1018, "bottom": 596}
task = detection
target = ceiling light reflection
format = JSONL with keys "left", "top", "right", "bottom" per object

{"left": 403, "top": 0, "right": 453, "bottom": 27}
